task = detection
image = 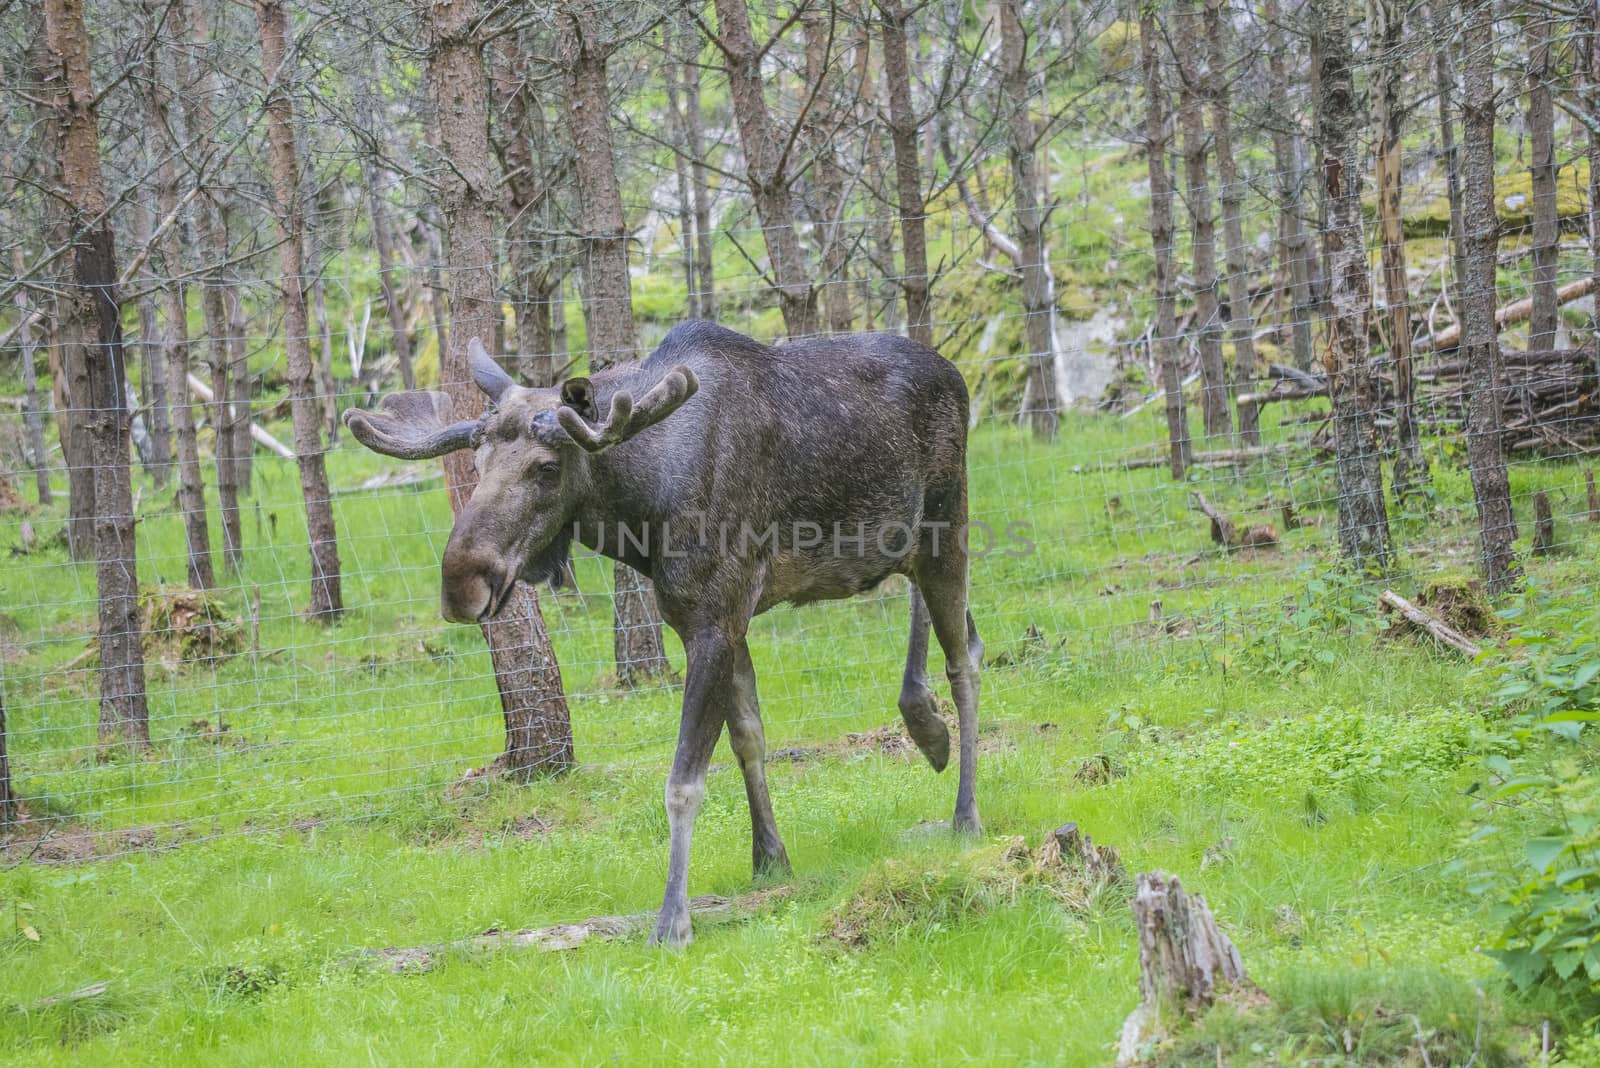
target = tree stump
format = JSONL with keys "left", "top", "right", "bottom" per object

{"left": 1117, "top": 871, "right": 1251, "bottom": 1065}
{"left": 1039, "top": 822, "right": 1126, "bottom": 885}
{"left": 1532, "top": 490, "right": 1555, "bottom": 555}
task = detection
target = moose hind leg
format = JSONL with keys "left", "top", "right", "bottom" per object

{"left": 727, "top": 639, "right": 790, "bottom": 876}
{"left": 898, "top": 586, "right": 951, "bottom": 772}
{"left": 651, "top": 630, "right": 732, "bottom": 948}
{"left": 918, "top": 575, "right": 981, "bottom": 835}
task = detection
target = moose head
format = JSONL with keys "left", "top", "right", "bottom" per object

{"left": 344, "top": 338, "right": 698, "bottom": 624}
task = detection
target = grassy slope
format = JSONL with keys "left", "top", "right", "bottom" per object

{"left": 3, "top": 392, "right": 1597, "bottom": 1063}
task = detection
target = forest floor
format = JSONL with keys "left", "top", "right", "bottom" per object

{"left": 2, "top": 400, "right": 1598, "bottom": 1065}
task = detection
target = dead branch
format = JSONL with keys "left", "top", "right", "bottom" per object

{"left": 1415, "top": 275, "right": 1598, "bottom": 353}
{"left": 352, "top": 887, "right": 793, "bottom": 974}
{"left": 1378, "top": 591, "right": 1483, "bottom": 657}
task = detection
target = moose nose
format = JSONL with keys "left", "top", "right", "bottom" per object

{"left": 440, "top": 537, "right": 501, "bottom": 624}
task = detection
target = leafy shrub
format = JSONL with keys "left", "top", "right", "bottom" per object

{"left": 1468, "top": 585, "right": 1600, "bottom": 1001}
{"left": 1129, "top": 704, "right": 1487, "bottom": 808}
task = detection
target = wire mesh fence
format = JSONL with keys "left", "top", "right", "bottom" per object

{"left": 2, "top": 183, "right": 1597, "bottom": 865}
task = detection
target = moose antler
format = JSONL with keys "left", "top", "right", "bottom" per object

{"left": 557, "top": 366, "right": 699, "bottom": 453}
{"left": 344, "top": 390, "right": 483, "bottom": 460}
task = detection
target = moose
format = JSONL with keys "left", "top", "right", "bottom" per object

{"left": 346, "top": 321, "right": 983, "bottom": 946}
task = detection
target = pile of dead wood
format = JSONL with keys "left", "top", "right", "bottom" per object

{"left": 1417, "top": 347, "right": 1600, "bottom": 454}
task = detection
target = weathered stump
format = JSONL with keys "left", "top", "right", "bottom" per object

{"left": 1532, "top": 490, "right": 1555, "bottom": 555}
{"left": 1117, "top": 871, "right": 1251, "bottom": 1065}
{"left": 1039, "top": 822, "right": 1126, "bottom": 885}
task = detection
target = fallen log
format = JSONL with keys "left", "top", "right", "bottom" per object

{"left": 352, "top": 887, "right": 793, "bottom": 974}
{"left": 1114, "top": 444, "right": 1299, "bottom": 471}
{"left": 1116, "top": 871, "right": 1253, "bottom": 1066}
{"left": 1378, "top": 590, "right": 1483, "bottom": 658}
{"left": 185, "top": 373, "right": 295, "bottom": 460}
{"left": 1415, "top": 275, "right": 1598, "bottom": 353}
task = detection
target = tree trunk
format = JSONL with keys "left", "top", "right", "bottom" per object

{"left": 1174, "top": 0, "right": 1231, "bottom": 442}
{"left": 559, "top": 7, "right": 672, "bottom": 687}
{"left": 711, "top": 0, "right": 818, "bottom": 337}
{"left": 663, "top": 52, "right": 699, "bottom": 319}
{"left": 1263, "top": 0, "right": 1316, "bottom": 373}
{"left": 299, "top": 121, "right": 340, "bottom": 442}
{"left": 1141, "top": 5, "right": 1190, "bottom": 481}
{"left": 12, "top": 249, "right": 54, "bottom": 505}
{"left": 1311, "top": 0, "right": 1392, "bottom": 569}
{"left": 366, "top": 163, "right": 416, "bottom": 389}
{"left": 130, "top": 190, "right": 171, "bottom": 487}
{"left": 44, "top": 0, "right": 150, "bottom": 751}
{"left": 0, "top": 693, "right": 11, "bottom": 823}
{"left": 256, "top": 0, "right": 343, "bottom": 621}
{"left": 1375, "top": 0, "right": 1427, "bottom": 501}
{"left": 1000, "top": 0, "right": 1059, "bottom": 438}
{"left": 1461, "top": 0, "right": 1519, "bottom": 591}
{"left": 803, "top": 11, "right": 852, "bottom": 333}
{"left": 491, "top": 32, "right": 557, "bottom": 387}
{"left": 27, "top": 23, "right": 92, "bottom": 560}
{"left": 178, "top": 0, "right": 244, "bottom": 570}
{"left": 427, "top": 0, "right": 575, "bottom": 774}
{"left": 1430, "top": 0, "right": 1471, "bottom": 308}
{"left": 152, "top": 9, "right": 215, "bottom": 589}
{"left": 1586, "top": 0, "right": 1600, "bottom": 346}
{"left": 1523, "top": 7, "right": 1558, "bottom": 351}
{"left": 881, "top": 1, "right": 932, "bottom": 348}
{"left": 680, "top": 15, "right": 717, "bottom": 321}
{"left": 1203, "top": 0, "right": 1259, "bottom": 446}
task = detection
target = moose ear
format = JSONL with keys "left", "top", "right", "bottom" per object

{"left": 560, "top": 377, "right": 598, "bottom": 421}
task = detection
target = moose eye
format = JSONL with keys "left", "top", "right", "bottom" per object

{"left": 538, "top": 460, "right": 561, "bottom": 476}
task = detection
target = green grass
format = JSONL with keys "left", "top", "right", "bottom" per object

{"left": 4, "top": 392, "right": 1598, "bottom": 1064}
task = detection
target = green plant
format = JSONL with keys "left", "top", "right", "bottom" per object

{"left": 1468, "top": 583, "right": 1600, "bottom": 1000}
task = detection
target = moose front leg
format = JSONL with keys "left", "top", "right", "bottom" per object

{"left": 651, "top": 629, "right": 733, "bottom": 948}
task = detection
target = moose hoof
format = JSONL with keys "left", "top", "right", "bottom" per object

{"left": 649, "top": 908, "right": 693, "bottom": 949}
{"left": 952, "top": 806, "right": 983, "bottom": 837}
{"left": 898, "top": 688, "right": 950, "bottom": 772}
